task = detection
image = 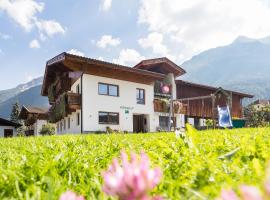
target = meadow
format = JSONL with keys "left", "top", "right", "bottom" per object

{"left": 0, "top": 127, "right": 270, "bottom": 200}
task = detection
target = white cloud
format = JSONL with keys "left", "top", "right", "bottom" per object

{"left": 138, "top": 32, "right": 169, "bottom": 55}
{"left": 113, "top": 48, "right": 145, "bottom": 65}
{"left": 97, "top": 56, "right": 104, "bottom": 61}
{"left": 0, "top": 0, "right": 65, "bottom": 37}
{"left": 0, "top": 33, "right": 12, "bottom": 40}
{"left": 138, "top": 0, "right": 270, "bottom": 59}
{"left": 67, "top": 49, "right": 85, "bottom": 57}
{"left": 29, "top": 39, "right": 40, "bottom": 48}
{"left": 0, "top": 0, "right": 44, "bottom": 31}
{"left": 101, "top": 0, "right": 112, "bottom": 11}
{"left": 0, "top": 49, "right": 3, "bottom": 55}
{"left": 97, "top": 35, "right": 121, "bottom": 48}
{"left": 36, "top": 19, "right": 65, "bottom": 37}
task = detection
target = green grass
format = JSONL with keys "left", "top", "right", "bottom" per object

{"left": 1, "top": 127, "right": 270, "bottom": 200}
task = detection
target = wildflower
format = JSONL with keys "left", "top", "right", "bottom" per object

{"left": 239, "top": 185, "right": 263, "bottom": 200}
{"left": 59, "top": 191, "right": 85, "bottom": 200}
{"left": 218, "top": 189, "right": 239, "bottom": 200}
{"left": 102, "top": 151, "right": 162, "bottom": 200}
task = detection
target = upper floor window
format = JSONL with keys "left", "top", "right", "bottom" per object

{"left": 136, "top": 88, "right": 145, "bottom": 104}
{"left": 98, "top": 83, "right": 119, "bottom": 97}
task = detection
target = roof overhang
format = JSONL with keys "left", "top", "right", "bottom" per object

{"left": 176, "top": 80, "right": 254, "bottom": 98}
{"left": 41, "top": 53, "right": 166, "bottom": 96}
{"left": 0, "top": 118, "right": 21, "bottom": 128}
{"left": 134, "top": 57, "right": 186, "bottom": 77}
{"left": 19, "top": 106, "right": 48, "bottom": 120}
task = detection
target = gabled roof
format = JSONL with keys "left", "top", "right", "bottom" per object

{"left": 176, "top": 80, "right": 254, "bottom": 98}
{"left": 41, "top": 52, "right": 166, "bottom": 96}
{"left": 19, "top": 106, "right": 48, "bottom": 120}
{"left": 134, "top": 57, "right": 186, "bottom": 77}
{"left": 0, "top": 118, "right": 21, "bottom": 128}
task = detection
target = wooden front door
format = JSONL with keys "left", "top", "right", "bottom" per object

{"left": 4, "top": 129, "right": 13, "bottom": 137}
{"left": 133, "top": 115, "right": 145, "bottom": 133}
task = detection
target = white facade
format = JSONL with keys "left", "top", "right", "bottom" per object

{"left": 33, "top": 120, "right": 48, "bottom": 136}
{"left": 82, "top": 74, "right": 155, "bottom": 132}
{"left": 55, "top": 73, "right": 185, "bottom": 134}
{"left": 0, "top": 126, "right": 17, "bottom": 137}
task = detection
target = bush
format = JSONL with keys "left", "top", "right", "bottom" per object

{"left": 245, "top": 105, "right": 270, "bottom": 127}
{"left": 106, "top": 126, "right": 113, "bottom": 134}
{"left": 39, "top": 123, "right": 56, "bottom": 136}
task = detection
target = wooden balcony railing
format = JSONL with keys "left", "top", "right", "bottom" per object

{"left": 154, "top": 99, "right": 186, "bottom": 114}
{"left": 49, "top": 92, "right": 81, "bottom": 123}
{"left": 48, "top": 76, "right": 71, "bottom": 104}
{"left": 154, "top": 99, "right": 169, "bottom": 113}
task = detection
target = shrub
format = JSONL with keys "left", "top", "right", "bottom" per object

{"left": 39, "top": 123, "right": 56, "bottom": 136}
{"left": 106, "top": 126, "right": 113, "bottom": 134}
{"left": 245, "top": 105, "right": 270, "bottom": 127}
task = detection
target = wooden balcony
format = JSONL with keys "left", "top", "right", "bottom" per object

{"left": 49, "top": 92, "right": 81, "bottom": 123}
{"left": 48, "top": 76, "right": 71, "bottom": 104}
{"left": 153, "top": 99, "right": 186, "bottom": 114}
{"left": 154, "top": 99, "right": 169, "bottom": 113}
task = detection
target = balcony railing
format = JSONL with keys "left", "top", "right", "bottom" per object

{"left": 49, "top": 92, "right": 81, "bottom": 123}
{"left": 153, "top": 99, "right": 186, "bottom": 114}
{"left": 48, "top": 76, "right": 71, "bottom": 104}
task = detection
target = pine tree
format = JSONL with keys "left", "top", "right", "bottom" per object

{"left": 10, "top": 101, "right": 21, "bottom": 123}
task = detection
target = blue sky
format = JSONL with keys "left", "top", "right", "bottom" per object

{"left": 1, "top": 0, "right": 270, "bottom": 90}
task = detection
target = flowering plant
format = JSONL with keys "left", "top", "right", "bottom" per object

{"left": 59, "top": 191, "right": 85, "bottom": 200}
{"left": 102, "top": 151, "right": 163, "bottom": 200}
{"left": 217, "top": 163, "right": 270, "bottom": 200}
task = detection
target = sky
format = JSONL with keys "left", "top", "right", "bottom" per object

{"left": 1, "top": 0, "right": 270, "bottom": 90}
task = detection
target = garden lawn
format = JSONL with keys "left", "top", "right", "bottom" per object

{"left": 1, "top": 127, "right": 270, "bottom": 200}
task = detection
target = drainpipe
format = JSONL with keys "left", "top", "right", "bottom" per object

{"left": 167, "top": 73, "right": 175, "bottom": 131}
{"left": 80, "top": 73, "right": 83, "bottom": 134}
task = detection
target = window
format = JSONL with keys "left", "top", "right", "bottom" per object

{"left": 136, "top": 88, "right": 145, "bottom": 104}
{"left": 64, "top": 119, "right": 66, "bottom": 130}
{"left": 60, "top": 121, "right": 63, "bottom": 132}
{"left": 98, "top": 83, "right": 119, "bottom": 97}
{"left": 77, "top": 113, "right": 80, "bottom": 126}
{"left": 68, "top": 117, "right": 71, "bottom": 129}
{"left": 159, "top": 116, "right": 176, "bottom": 128}
{"left": 76, "top": 84, "right": 80, "bottom": 94}
{"left": 99, "top": 112, "right": 119, "bottom": 125}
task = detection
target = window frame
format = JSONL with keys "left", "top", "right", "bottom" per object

{"left": 77, "top": 113, "right": 80, "bottom": 126}
{"left": 136, "top": 88, "right": 145, "bottom": 105}
{"left": 98, "top": 111, "right": 119, "bottom": 125}
{"left": 68, "top": 117, "right": 70, "bottom": 129}
{"left": 98, "top": 82, "right": 119, "bottom": 97}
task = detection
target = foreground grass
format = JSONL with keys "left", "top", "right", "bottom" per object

{"left": 1, "top": 128, "right": 270, "bottom": 200}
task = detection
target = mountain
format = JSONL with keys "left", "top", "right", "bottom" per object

{"left": 0, "top": 77, "right": 43, "bottom": 104}
{"left": 181, "top": 36, "right": 270, "bottom": 102}
{"left": 0, "top": 77, "right": 49, "bottom": 119}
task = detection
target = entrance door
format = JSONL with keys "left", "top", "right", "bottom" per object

{"left": 4, "top": 129, "right": 13, "bottom": 137}
{"left": 133, "top": 115, "right": 145, "bottom": 133}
